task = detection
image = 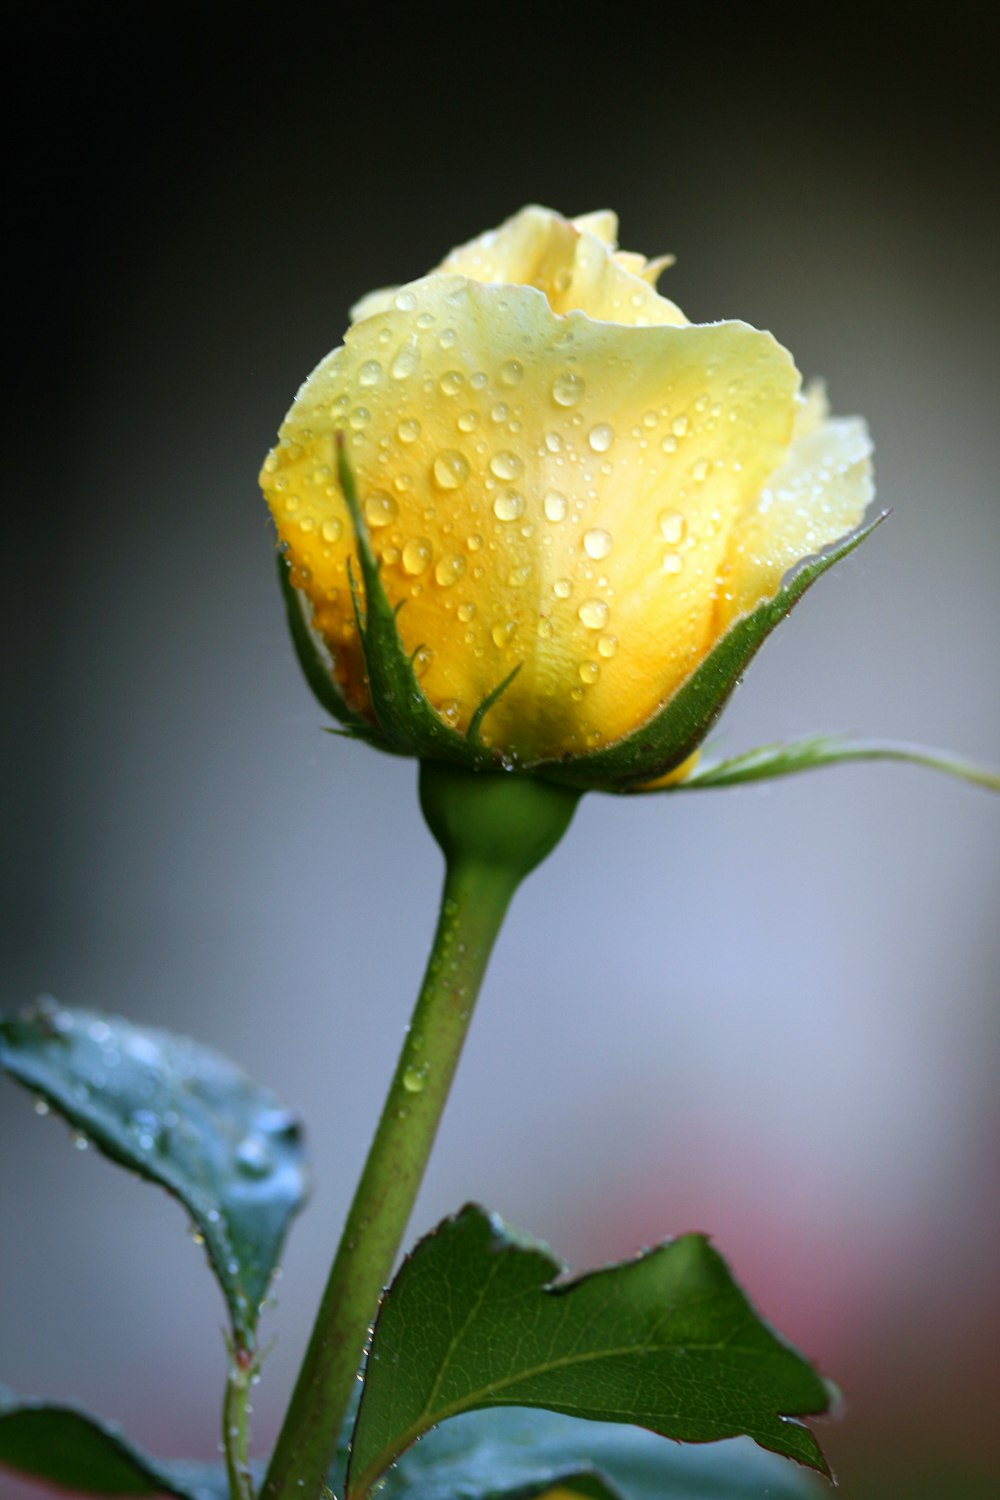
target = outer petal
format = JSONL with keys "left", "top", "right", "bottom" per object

{"left": 714, "top": 386, "right": 874, "bottom": 631}
{"left": 261, "top": 277, "right": 798, "bottom": 760}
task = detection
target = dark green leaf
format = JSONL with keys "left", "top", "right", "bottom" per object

{"left": 0, "top": 1387, "right": 231, "bottom": 1499}
{"left": 375, "top": 1406, "right": 827, "bottom": 1500}
{"left": 0, "top": 999, "right": 308, "bottom": 1346}
{"left": 335, "top": 440, "right": 522, "bottom": 767}
{"left": 346, "top": 1205, "right": 831, "bottom": 1498}
{"left": 666, "top": 734, "right": 1000, "bottom": 793}
{"left": 276, "top": 548, "right": 385, "bottom": 741}
{"left": 536, "top": 517, "right": 885, "bottom": 791}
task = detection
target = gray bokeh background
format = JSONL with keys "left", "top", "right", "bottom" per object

{"left": 3, "top": 4, "right": 998, "bottom": 1497}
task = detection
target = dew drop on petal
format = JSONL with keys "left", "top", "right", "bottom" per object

{"left": 501, "top": 359, "right": 524, "bottom": 386}
{"left": 579, "top": 660, "right": 600, "bottom": 684}
{"left": 582, "top": 527, "right": 612, "bottom": 559}
{"left": 402, "top": 537, "right": 433, "bottom": 574}
{"left": 457, "top": 602, "right": 476, "bottom": 622}
{"left": 578, "top": 599, "right": 609, "bottom": 629}
{"left": 490, "top": 450, "right": 523, "bottom": 481}
{"left": 493, "top": 492, "right": 525, "bottom": 522}
{"left": 434, "top": 554, "right": 466, "bottom": 587}
{"left": 543, "top": 491, "right": 568, "bottom": 522}
{"left": 412, "top": 646, "right": 433, "bottom": 677}
{"left": 358, "top": 360, "right": 383, "bottom": 387}
{"left": 321, "top": 517, "right": 342, "bottom": 543}
{"left": 587, "top": 423, "right": 614, "bottom": 453}
{"left": 553, "top": 578, "right": 572, "bottom": 599}
{"left": 432, "top": 450, "right": 470, "bottom": 489}
{"left": 439, "top": 369, "right": 464, "bottom": 396}
{"left": 597, "top": 634, "right": 618, "bottom": 658}
{"left": 552, "top": 372, "right": 585, "bottom": 407}
{"left": 391, "top": 338, "right": 420, "bottom": 379}
{"left": 364, "top": 491, "right": 398, "bottom": 528}
{"left": 662, "top": 551, "right": 684, "bottom": 574}
{"left": 491, "top": 619, "right": 517, "bottom": 648}
{"left": 658, "top": 509, "right": 687, "bottom": 544}
{"left": 393, "top": 289, "right": 418, "bottom": 311}
{"left": 397, "top": 417, "right": 421, "bottom": 444}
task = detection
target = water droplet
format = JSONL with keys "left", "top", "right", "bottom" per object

{"left": 578, "top": 598, "right": 609, "bottom": 629}
{"left": 500, "top": 358, "right": 524, "bottom": 386}
{"left": 553, "top": 577, "right": 572, "bottom": 599}
{"left": 432, "top": 449, "right": 469, "bottom": 489}
{"left": 33, "top": 1097, "right": 50, "bottom": 1116}
{"left": 692, "top": 458, "right": 710, "bottom": 482}
{"left": 393, "top": 289, "right": 418, "bottom": 311}
{"left": 493, "top": 491, "right": 525, "bottom": 522}
{"left": 538, "top": 617, "right": 554, "bottom": 639}
{"left": 189, "top": 1224, "right": 206, "bottom": 1246}
{"left": 235, "top": 1135, "right": 274, "bottom": 1178}
{"left": 544, "top": 431, "right": 562, "bottom": 453}
{"left": 263, "top": 452, "right": 279, "bottom": 474}
{"left": 457, "top": 409, "right": 478, "bottom": 433}
{"left": 321, "top": 517, "right": 342, "bottom": 543}
{"left": 672, "top": 414, "right": 689, "bottom": 437}
{"left": 587, "top": 423, "right": 614, "bottom": 453}
{"left": 402, "top": 1064, "right": 428, "bottom": 1093}
{"left": 391, "top": 338, "right": 420, "bottom": 379}
{"left": 73, "top": 1132, "right": 89, "bottom": 1151}
{"left": 507, "top": 563, "right": 532, "bottom": 588}
{"left": 467, "top": 533, "right": 483, "bottom": 552}
{"left": 662, "top": 551, "right": 684, "bottom": 574}
{"left": 412, "top": 646, "right": 433, "bottom": 677}
{"left": 358, "top": 359, "right": 383, "bottom": 387}
{"left": 658, "top": 509, "right": 687, "bottom": 544}
{"left": 491, "top": 619, "right": 517, "bottom": 647}
{"left": 552, "top": 371, "right": 585, "bottom": 407}
{"left": 490, "top": 401, "right": 510, "bottom": 424}
{"left": 543, "top": 490, "right": 568, "bottom": 522}
{"left": 490, "top": 450, "right": 523, "bottom": 481}
{"left": 434, "top": 554, "right": 466, "bottom": 587}
{"left": 349, "top": 405, "right": 371, "bottom": 430}
{"left": 364, "top": 491, "right": 398, "bottom": 528}
{"left": 598, "top": 634, "right": 618, "bottom": 658}
{"left": 439, "top": 369, "right": 464, "bottom": 397}
{"left": 397, "top": 417, "right": 421, "bottom": 444}
{"left": 457, "top": 602, "right": 476, "bottom": 622}
{"left": 579, "top": 660, "right": 600, "bottom": 684}
{"left": 438, "top": 699, "right": 461, "bottom": 724}
{"left": 402, "top": 538, "right": 433, "bottom": 575}
{"left": 661, "top": 434, "right": 678, "bottom": 454}
{"left": 582, "top": 527, "right": 612, "bottom": 559}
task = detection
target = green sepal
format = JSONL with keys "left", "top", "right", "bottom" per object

{"left": 0, "top": 999, "right": 309, "bottom": 1348}
{"left": 275, "top": 549, "right": 384, "bottom": 742}
{"left": 370, "top": 1406, "right": 827, "bottom": 1500}
{"left": 0, "top": 1386, "right": 237, "bottom": 1499}
{"left": 336, "top": 438, "right": 518, "bottom": 766}
{"left": 534, "top": 516, "right": 886, "bottom": 792}
{"left": 345, "top": 1203, "right": 831, "bottom": 1499}
{"left": 659, "top": 733, "right": 1000, "bottom": 793}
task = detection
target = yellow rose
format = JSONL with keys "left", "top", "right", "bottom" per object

{"left": 261, "top": 206, "right": 873, "bottom": 790}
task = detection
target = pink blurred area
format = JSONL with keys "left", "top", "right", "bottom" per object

{"left": 3, "top": 5, "right": 998, "bottom": 1500}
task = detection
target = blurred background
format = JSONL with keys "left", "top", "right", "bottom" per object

{"left": 3, "top": 2, "right": 998, "bottom": 1497}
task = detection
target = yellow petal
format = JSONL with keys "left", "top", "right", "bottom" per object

{"left": 261, "top": 275, "right": 798, "bottom": 760}
{"left": 439, "top": 205, "right": 687, "bottom": 328}
{"left": 714, "top": 386, "right": 874, "bottom": 631}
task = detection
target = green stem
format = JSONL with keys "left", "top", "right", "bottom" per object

{"left": 261, "top": 764, "right": 579, "bottom": 1500}
{"left": 223, "top": 1348, "right": 255, "bottom": 1500}
{"left": 261, "top": 865, "right": 513, "bottom": 1499}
